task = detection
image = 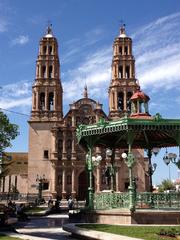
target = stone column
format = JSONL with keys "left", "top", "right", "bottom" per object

{"left": 54, "top": 90, "right": 56, "bottom": 110}
{"left": 36, "top": 91, "right": 39, "bottom": 110}
{"left": 123, "top": 62, "right": 126, "bottom": 79}
{"left": 62, "top": 168, "right": 66, "bottom": 199}
{"left": 71, "top": 168, "right": 76, "bottom": 198}
{"left": 45, "top": 89, "right": 48, "bottom": 110}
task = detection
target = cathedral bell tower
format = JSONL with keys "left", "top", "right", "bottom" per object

{"left": 28, "top": 25, "right": 63, "bottom": 197}
{"left": 109, "top": 25, "right": 139, "bottom": 119}
{"left": 30, "top": 24, "right": 63, "bottom": 121}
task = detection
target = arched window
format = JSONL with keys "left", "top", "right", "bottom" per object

{"left": 40, "top": 92, "right": 45, "bottom": 110}
{"left": 119, "top": 66, "right": 123, "bottom": 78}
{"left": 67, "top": 175, "right": 72, "bottom": 184}
{"left": 43, "top": 46, "right": 47, "bottom": 54}
{"left": 49, "top": 65, "right": 53, "bottom": 78}
{"left": 66, "top": 139, "right": 72, "bottom": 152}
{"left": 48, "top": 92, "right": 54, "bottom": 110}
{"left": 125, "top": 66, "right": 130, "bottom": 79}
{"left": 49, "top": 46, "right": 53, "bottom": 54}
{"left": 125, "top": 46, "right": 128, "bottom": 55}
{"left": 58, "top": 139, "right": 63, "bottom": 160}
{"left": 119, "top": 46, "right": 122, "bottom": 55}
{"left": 118, "top": 92, "right": 124, "bottom": 111}
{"left": 58, "top": 175, "right": 62, "bottom": 185}
{"left": 42, "top": 66, "right": 46, "bottom": 78}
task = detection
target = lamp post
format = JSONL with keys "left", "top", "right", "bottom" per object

{"left": 147, "top": 148, "right": 159, "bottom": 192}
{"left": 86, "top": 153, "right": 102, "bottom": 209}
{"left": 36, "top": 174, "right": 46, "bottom": 204}
{"left": 163, "top": 147, "right": 180, "bottom": 180}
{"left": 121, "top": 151, "right": 135, "bottom": 211}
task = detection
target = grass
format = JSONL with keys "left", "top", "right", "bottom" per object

{"left": 25, "top": 207, "right": 47, "bottom": 213}
{"left": 78, "top": 224, "right": 180, "bottom": 240}
{"left": 0, "top": 234, "right": 22, "bottom": 240}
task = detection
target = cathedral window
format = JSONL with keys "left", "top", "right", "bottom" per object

{"left": 48, "top": 92, "right": 54, "bottom": 111}
{"left": 125, "top": 46, "right": 128, "bottom": 55}
{"left": 49, "top": 65, "right": 53, "bottom": 78}
{"left": 67, "top": 175, "right": 72, "bottom": 184}
{"left": 58, "top": 175, "right": 62, "bottom": 185}
{"left": 42, "top": 66, "right": 46, "bottom": 78}
{"left": 127, "top": 92, "right": 132, "bottom": 112}
{"left": 43, "top": 150, "right": 49, "bottom": 159}
{"left": 40, "top": 92, "right": 45, "bottom": 110}
{"left": 66, "top": 139, "right": 72, "bottom": 152}
{"left": 118, "top": 92, "right": 124, "bottom": 111}
{"left": 119, "top": 66, "right": 123, "bottom": 78}
{"left": 119, "top": 46, "right": 122, "bottom": 55}
{"left": 49, "top": 45, "right": 53, "bottom": 54}
{"left": 43, "top": 46, "right": 47, "bottom": 54}
{"left": 125, "top": 66, "right": 130, "bottom": 79}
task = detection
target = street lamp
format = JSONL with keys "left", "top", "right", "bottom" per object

{"left": 36, "top": 174, "right": 46, "bottom": 204}
{"left": 146, "top": 148, "right": 160, "bottom": 192}
{"left": 163, "top": 147, "right": 180, "bottom": 180}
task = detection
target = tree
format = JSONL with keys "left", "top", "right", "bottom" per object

{"left": 158, "top": 179, "right": 175, "bottom": 192}
{"left": 0, "top": 111, "right": 19, "bottom": 178}
{"left": 0, "top": 111, "right": 19, "bottom": 152}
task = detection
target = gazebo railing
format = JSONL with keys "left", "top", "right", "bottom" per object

{"left": 94, "top": 192, "right": 130, "bottom": 210}
{"left": 94, "top": 192, "right": 180, "bottom": 210}
{"left": 136, "top": 192, "right": 180, "bottom": 209}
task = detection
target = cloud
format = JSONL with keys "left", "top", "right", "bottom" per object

{"left": 11, "top": 35, "right": 29, "bottom": 46}
{"left": 0, "top": 81, "right": 32, "bottom": 111}
{"left": 0, "top": 18, "right": 8, "bottom": 32}
{"left": 133, "top": 12, "right": 180, "bottom": 91}
{"left": 62, "top": 46, "right": 111, "bottom": 103}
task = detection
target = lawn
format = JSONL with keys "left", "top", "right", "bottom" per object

{"left": 25, "top": 207, "right": 47, "bottom": 213}
{"left": 78, "top": 224, "right": 180, "bottom": 240}
{"left": 0, "top": 234, "right": 22, "bottom": 240}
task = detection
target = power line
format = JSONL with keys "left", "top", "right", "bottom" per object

{"left": 0, "top": 108, "right": 30, "bottom": 117}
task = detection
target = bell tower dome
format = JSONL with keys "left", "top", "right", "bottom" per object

{"left": 109, "top": 25, "right": 139, "bottom": 119}
{"left": 30, "top": 24, "right": 63, "bottom": 121}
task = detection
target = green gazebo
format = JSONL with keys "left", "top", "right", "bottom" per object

{"left": 76, "top": 90, "right": 180, "bottom": 212}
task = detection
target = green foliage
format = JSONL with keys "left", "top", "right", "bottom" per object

{"left": 158, "top": 179, "right": 175, "bottom": 192}
{"left": 0, "top": 111, "right": 19, "bottom": 178}
{"left": 0, "top": 111, "right": 19, "bottom": 152}
{"left": 159, "top": 228, "right": 180, "bottom": 237}
{"left": 78, "top": 224, "right": 180, "bottom": 240}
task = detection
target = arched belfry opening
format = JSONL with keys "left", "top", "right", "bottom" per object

{"left": 40, "top": 92, "right": 45, "bottom": 110}
{"left": 48, "top": 92, "right": 54, "bottom": 111}
{"left": 118, "top": 92, "right": 124, "bottom": 111}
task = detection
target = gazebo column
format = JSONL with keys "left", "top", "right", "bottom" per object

{"left": 86, "top": 138, "right": 96, "bottom": 210}
{"left": 125, "top": 132, "right": 135, "bottom": 212}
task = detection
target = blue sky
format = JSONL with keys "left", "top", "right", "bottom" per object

{"left": 0, "top": 0, "right": 180, "bottom": 184}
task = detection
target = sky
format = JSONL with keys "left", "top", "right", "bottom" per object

{"left": 0, "top": 0, "right": 180, "bottom": 184}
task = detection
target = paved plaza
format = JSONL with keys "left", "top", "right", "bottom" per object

{"left": 7, "top": 214, "right": 78, "bottom": 240}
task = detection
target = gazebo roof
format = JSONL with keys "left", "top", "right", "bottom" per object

{"left": 76, "top": 113, "right": 180, "bottom": 150}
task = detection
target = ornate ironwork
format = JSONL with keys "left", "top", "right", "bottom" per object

{"left": 94, "top": 192, "right": 130, "bottom": 209}
{"left": 136, "top": 192, "right": 180, "bottom": 209}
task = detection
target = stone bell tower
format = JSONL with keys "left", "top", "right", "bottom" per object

{"left": 109, "top": 24, "right": 139, "bottom": 119}
{"left": 28, "top": 25, "right": 63, "bottom": 196}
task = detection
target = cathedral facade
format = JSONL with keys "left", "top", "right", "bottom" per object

{"left": 27, "top": 25, "right": 150, "bottom": 200}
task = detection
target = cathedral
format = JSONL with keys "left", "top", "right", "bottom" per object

{"left": 0, "top": 25, "right": 150, "bottom": 199}
{"left": 28, "top": 24, "right": 149, "bottom": 200}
